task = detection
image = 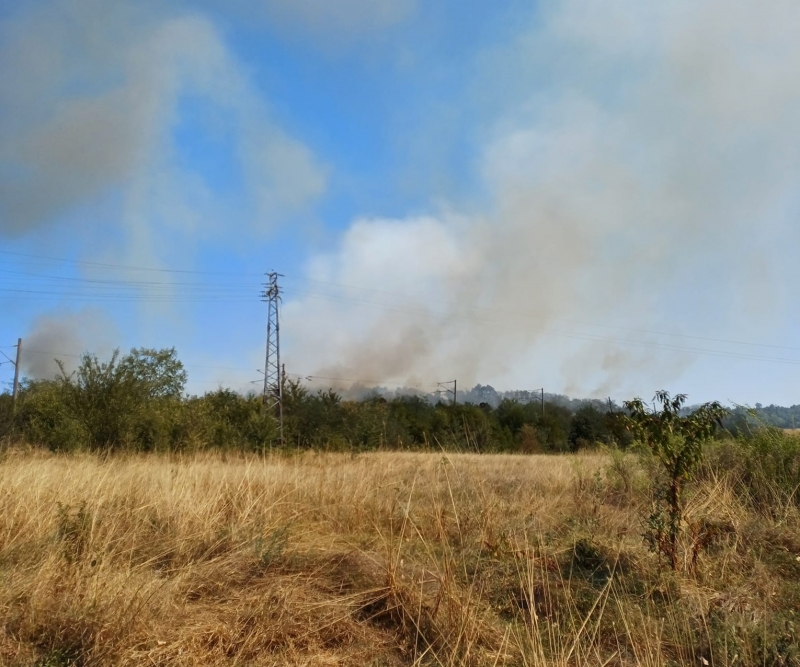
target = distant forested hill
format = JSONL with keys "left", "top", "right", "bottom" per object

{"left": 727, "top": 403, "right": 800, "bottom": 430}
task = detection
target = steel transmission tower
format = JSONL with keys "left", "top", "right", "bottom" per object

{"left": 261, "top": 272, "right": 284, "bottom": 445}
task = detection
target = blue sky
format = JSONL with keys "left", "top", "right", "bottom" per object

{"left": 2, "top": 0, "right": 800, "bottom": 405}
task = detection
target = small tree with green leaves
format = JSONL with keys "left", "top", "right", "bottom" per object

{"left": 623, "top": 391, "right": 727, "bottom": 570}
{"left": 55, "top": 347, "right": 187, "bottom": 450}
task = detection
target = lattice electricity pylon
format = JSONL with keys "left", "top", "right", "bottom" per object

{"left": 437, "top": 380, "right": 457, "bottom": 407}
{"left": 261, "top": 271, "right": 284, "bottom": 445}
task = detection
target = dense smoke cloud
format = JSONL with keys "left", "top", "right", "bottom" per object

{"left": 21, "top": 309, "right": 117, "bottom": 380}
{"left": 282, "top": 0, "right": 800, "bottom": 396}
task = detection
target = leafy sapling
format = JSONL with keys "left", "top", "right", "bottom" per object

{"left": 622, "top": 391, "right": 727, "bottom": 570}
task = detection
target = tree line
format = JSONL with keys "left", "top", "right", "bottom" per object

{"left": 2, "top": 346, "right": 798, "bottom": 455}
{"left": 0, "top": 347, "right": 636, "bottom": 453}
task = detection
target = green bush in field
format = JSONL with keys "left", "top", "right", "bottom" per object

{"left": 15, "top": 378, "right": 88, "bottom": 451}
{"left": 705, "top": 426, "right": 800, "bottom": 514}
{"left": 493, "top": 398, "right": 574, "bottom": 452}
{"left": 63, "top": 347, "right": 187, "bottom": 450}
{"left": 15, "top": 348, "right": 187, "bottom": 451}
{"left": 283, "top": 380, "right": 346, "bottom": 449}
{"left": 568, "top": 404, "right": 610, "bottom": 451}
{"left": 0, "top": 392, "right": 11, "bottom": 424}
{"left": 743, "top": 428, "right": 800, "bottom": 510}
{"left": 623, "top": 391, "right": 727, "bottom": 571}
{"left": 188, "top": 389, "right": 277, "bottom": 451}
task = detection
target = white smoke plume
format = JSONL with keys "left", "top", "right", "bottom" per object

{"left": 282, "top": 0, "right": 800, "bottom": 398}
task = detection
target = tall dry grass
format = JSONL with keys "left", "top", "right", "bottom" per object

{"left": 0, "top": 448, "right": 797, "bottom": 666}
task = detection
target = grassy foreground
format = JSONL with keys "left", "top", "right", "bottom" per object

{"left": 0, "top": 449, "right": 798, "bottom": 666}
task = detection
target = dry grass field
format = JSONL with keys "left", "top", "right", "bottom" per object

{"left": 0, "top": 448, "right": 798, "bottom": 666}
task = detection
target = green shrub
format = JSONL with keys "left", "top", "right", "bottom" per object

{"left": 568, "top": 404, "right": 609, "bottom": 451}
{"left": 14, "top": 348, "right": 188, "bottom": 451}
{"left": 623, "top": 391, "right": 727, "bottom": 570}
{"left": 15, "top": 379, "right": 88, "bottom": 451}
{"left": 705, "top": 429, "right": 800, "bottom": 514}
{"left": 189, "top": 390, "right": 277, "bottom": 451}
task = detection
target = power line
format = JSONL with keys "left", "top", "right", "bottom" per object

{"left": 293, "top": 288, "right": 800, "bottom": 354}
{"left": 0, "top": 250, "right": 262, "bottom": 276}
{"left": 0, "top": 270, "right": 257, "bottom": 290}
{"left": 7, "top": 284, "right": 800, "bottom": 367}
{"left": 3, "top": 254, "right": 798, "bottom": 355}
{"left": 437, "top": 380, "right": 457, "bottom": 407}
{"left": 303, "top": 374, "right": 388, "bottom": 384}
{"left": 7, "top": 345, "right": 442, "bottom": 393}
{"left": 0, "top": 338, "right": 23, "bottom": 412}
{"left": 300, "top": 374, "right": 436, "bottom": 391}
{"left": 284, "top": 276, "right": 800, "bottom": 353}
{"left": 5, "top": 252, "right": 800, "bottom": 368}
{"left": 290, "top": 291, "right": 800, "bottom": 367}
{"left": 5, "top": 252, "right": 799, "bottom": 354}
{"left": 17, "top": 348, "right": 258, "bottom": 373}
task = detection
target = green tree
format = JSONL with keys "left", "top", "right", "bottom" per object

{"left": 623, "top": 391, "right": 727, "bottom": 570}
{"left": 53, "top": 347, "right": 187, "bottom": 450}
{"left": 568, "top": 404, "right": 609, "bottom": 450}
{"left": 117, "top": 347, "right": 187, "bottom": 398}
{"left": 192, "top": 389, "right": 276, "bottom": 451}
{"left": 538, "top": 404, "right": 572, "bottom": 452}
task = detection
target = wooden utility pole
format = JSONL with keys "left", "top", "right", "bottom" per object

{"left": 12, "top": 338, "right": 21, "bottom": 414}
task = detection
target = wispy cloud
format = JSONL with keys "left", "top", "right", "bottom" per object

{"left": 245, "top": 0, "right": 416, "bottom": 36}
{"left": 0, "top": 0, "right": 327, "bottom": 256}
